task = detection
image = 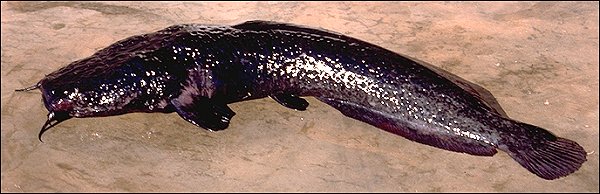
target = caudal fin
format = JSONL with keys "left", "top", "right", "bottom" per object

{"left": 502, "top": 123, "right": 587, "bottom": 180}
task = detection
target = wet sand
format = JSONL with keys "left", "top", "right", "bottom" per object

{"left": 1, "top": 1, "right": 598, "bottom": 192}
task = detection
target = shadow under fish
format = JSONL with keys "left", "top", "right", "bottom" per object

{"left": 16, "top": 20, "right": 586, "bottom": 180}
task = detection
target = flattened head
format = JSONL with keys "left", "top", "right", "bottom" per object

{"left": 15, "top": 83, "right": 72, "bottom": 142}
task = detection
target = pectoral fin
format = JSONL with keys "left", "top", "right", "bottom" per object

{"left": 270, "top": 93, "right": 309, "bottom": 111}
{"left": 171, "top": 95, "right": 235, "bottom": 131}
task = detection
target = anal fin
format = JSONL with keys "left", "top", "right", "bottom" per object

{"left": 171, "top": 95, "right": 236, "bottom": 131}
{"left": 270, "top": 93, "right": 309, "bottom": 111}
{"left": 318, "top": 97, "right": 497, "bottom": 156}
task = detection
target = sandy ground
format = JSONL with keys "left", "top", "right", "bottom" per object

{"left": 1, "top": 1, "right": 598, "bottom": 192}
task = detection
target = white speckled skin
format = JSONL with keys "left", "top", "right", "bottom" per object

{"left": 34, "top": 20, "right": 586, "bottom": 180}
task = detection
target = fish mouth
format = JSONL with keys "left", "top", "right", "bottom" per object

{"left": 39, "top": 111, "right": 72, "bottom": 142}
{"left": 14, "top": 82, "right": 72, "bottom": 142}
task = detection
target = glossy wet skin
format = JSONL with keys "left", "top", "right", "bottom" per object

{"left": 37, "top": 22, "right": 504, "bottom": 148}
{"left": 37, "top": 26, "right": 192, "bottom": 119}
{"left": 26, "top": 20, "right": 586, "bottom": 180}
{"left": 4, "top": 2, "right": 598, "bottom": 192}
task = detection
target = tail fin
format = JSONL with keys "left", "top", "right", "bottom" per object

{"left": 501, "top": 123, "right": 587, "bottom": 180}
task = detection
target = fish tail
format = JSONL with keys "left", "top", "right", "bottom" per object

{"left": 500, "top": 122, "right": 587, "bottom": 180}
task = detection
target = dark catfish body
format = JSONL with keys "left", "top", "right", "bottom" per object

{"left": 18, "top": 20, "right": 586, "bottom": 180}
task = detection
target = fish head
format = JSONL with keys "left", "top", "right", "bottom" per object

{"left": 38, "top": 57, "right": 144, "bottom": 118}
{"left": 37, "top": 33, "right": 184, "bottom": 119}
{"left": 25, "top": 27, "right": 197, "bottom": 141}
{"left": 33, "top": 53, "right": 173, "bottom": 141}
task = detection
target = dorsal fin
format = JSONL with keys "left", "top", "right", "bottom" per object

{"left": 233, "top": 20, "right": 508, "bottom": 117}
{"left": 232, "top": 20, "right": 392, "bottom": 55}
{"left": 407, "top": 56, "right": 509, "bottom": 118}
{"left": 233, "top": 20, "right": 346, "bottom": 38}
